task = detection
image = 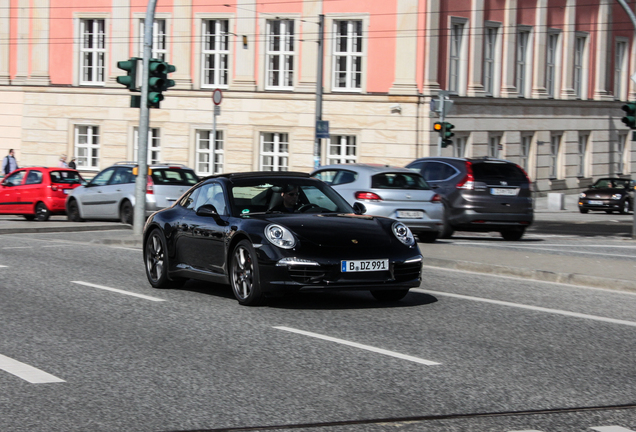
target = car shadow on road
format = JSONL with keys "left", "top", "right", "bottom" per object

{"left": 180, "top": 279, "right": 438, "bottom": 310}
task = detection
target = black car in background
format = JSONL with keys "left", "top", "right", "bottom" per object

{"left": 143, "top": 171, "right": 423, "bottom": 305}
{"left": 406, "top": 157, "right": 533, "bottom": 240}
{"left": 578, "top": 178, "right": 635, "bottom": 214}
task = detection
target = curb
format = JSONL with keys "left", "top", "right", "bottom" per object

{"left": 93, "top": 237, "right": 143, "bottom": 248}
{"left": 0, "top": 225, "right": 131, "bottom": 235}
{"left": 422, "top": 258, "right": 636, "bottom": 293}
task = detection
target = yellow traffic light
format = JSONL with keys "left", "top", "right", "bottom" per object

{"left": 433, "top": 122, "right": 443, "bottom": 132}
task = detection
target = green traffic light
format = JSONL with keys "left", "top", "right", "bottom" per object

{"left": 148, "top": 92, "right": 164, "bottom": 104}
{"left": 621, "top": 102, "right": 636, "bottom": 129}
{"left": 116, "top": 57, "right": 139, "bottom": 91}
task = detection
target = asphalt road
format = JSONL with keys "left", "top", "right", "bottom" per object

{"left": 1, "top": 231, "right": 636, "bottom": 432}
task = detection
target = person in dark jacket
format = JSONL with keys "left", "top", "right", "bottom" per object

{"left": 2, "top": 149, "right": 18, "bottom": 175}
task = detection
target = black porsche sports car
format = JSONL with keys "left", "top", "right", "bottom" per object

{"left": 143, "top": 171, "right": 423, "bottom": 305}
{"left": 578, "top": 178, "right": 635, "bottom": 214}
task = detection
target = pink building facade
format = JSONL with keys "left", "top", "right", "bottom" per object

{"left": 0, "top": 0, "right": 634, "bottom": 193}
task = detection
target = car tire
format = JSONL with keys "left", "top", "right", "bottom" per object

{"left": 120, "top": 200, "right": 133, "bottom": 225}
{"left": 230, "top": 239, "right": 264, "bottom": 306}
{"left": 371, "top": 289, "right": 409, "bottom": 302}
{"left": 579, "top": 208, "right": 589, "bottom": 214}
{"left": 439, "top": 211, "right": 454, "bottom": 239}
{"left": 416, "top": 231, "right": 438, "bottom": 243}
{"left": 500, "top": 228, "right": 526, "bottom": 241}
{"left": 605, "top": 210, "right": 614, "bottom": 214}
{"left": 620, "top": 200, "right": 630, "bottom": 215}
{"left": 35, "top": 202, "right": 50, "bottom": 221}
{"left": 144, "top": 229, "right": 185, "bottom": 289}
{"left": 23, "top": 215, "right": 35, "bottom": 221}
{"left": 67, "top": 199, "right": 84, "bottom": 222}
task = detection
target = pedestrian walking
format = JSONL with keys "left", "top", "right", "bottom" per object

{"left": 58, "top": 154, "right": 68, "bottom": 168}
{"left": 68, "top": 158, "right": 77, "bottom": 169}
{"left": 2, "top": 149, "right": 18, "bottom": 175}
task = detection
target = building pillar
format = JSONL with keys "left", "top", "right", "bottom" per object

{"left": 26, "top": 0, "right": 50, "bottom": 85}
{"left": 422, "top": 0, "right": 440, "bottom": 93}
{"left": 594, "top": 0, "right": 613, "bottom": 100}
{"left": 500, "top": 0, "right": 517, "bottom": 98}
{"left": 296, "top": 0, "right": 322, "bottom": 93}
{"left": 389, "top": 0, "right": 419, "bottom": 95}
{"left": 560, "top": 0, "right": 576, "bottom": 100}
{"left": 172, "top": 0, "right": 192, "bottom": 89}
{"left": 467, "top": 0, "right": 486, "bottom": 97}
{"left": 108, "top": 0, "right": 130, "bottom": 86}
{"left": 12, "top": 0, "right": 29, "bottom": 85}
{"left": 230, "top": 0, "right": 257, "bottom": 91}
{"left": 531, "top": 0, "right": 548, "bottom": 98}
{"left": 0, "top": 0, "right": 9, "bottom": 84}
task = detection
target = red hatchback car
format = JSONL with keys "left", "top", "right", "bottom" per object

{"left": 0, "top": 167, "right": 84, "bottom": 221}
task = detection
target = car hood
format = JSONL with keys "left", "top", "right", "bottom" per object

{"left": 252, "top": 213, "right": 398, "bottom": 248}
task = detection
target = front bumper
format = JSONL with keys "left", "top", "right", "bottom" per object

{"left": 578, "top": 199, "right": 623, "bottom": 211}
{"left": 450, "top": 210, "right": 534, "bottom": 231}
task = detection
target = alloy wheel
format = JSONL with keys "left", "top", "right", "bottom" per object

{"left": 35, "top": 202, "right": 50, "bottom": 221}
{"left": 231, "top": 245, "right": 253, "bottom": 301}
{"left": 146, "top": 233, "right": 165, "bottom": 283}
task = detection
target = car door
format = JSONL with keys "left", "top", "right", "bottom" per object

{"left": 179, "top": 182, "right": 229, "bottom": 274}
{"left": 21, "top": 169, "right": 44, "bottom": 213}
{"left": 103, "top": 167, "right": 135, "bottom": 217}
{"left": 0, "top": 170, "right": 27, "bottom": 214}
{"left": 79, "top": 167, "right": 116, "bottom": 218}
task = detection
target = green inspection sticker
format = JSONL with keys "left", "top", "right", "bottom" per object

{"left": 242, "top": 209, "right": 250, "bottom": 214}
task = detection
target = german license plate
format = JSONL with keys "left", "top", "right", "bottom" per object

{"left": 341, "top": 259, "right": 389, "bottom": 272}
{"left": 491, "top": 188, "right": 519, "bottom": 196}
{"left": 589, "top": 200, "right": 603, "bottom": 205}
{"left": 397, "top": 210, "right": 424, "bottom": 219}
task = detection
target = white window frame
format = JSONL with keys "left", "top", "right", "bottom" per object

{"left": 449, "top": 17, "right": 468, "bottom": 95}
{"left": 614, "top": 38, "right": 629, "bottom": 100}
{"left": 332, "top": 19, "right": 363, "bottom": 92}
{"left": 260, "top": 132, "right": 289, "bottom": 171}
{"left": 74, "top": 125, "right": 100, "bottom": 170}
{"left": 546, "top": 32, "right": 560, "bottom": 99}
{"left": 454, "top": 136, "right": 467, "bottom": 158}
{"left": 133, "top": 127, "right": 161, "bottom": 165}
{"left": 483, "top": 25, "right": 498, "bottom": 96}
{"left": 520, "top": 134, "right": 532, "bottom": 173}
{"left": 616, "top": 134, "right": 627, "bottom": 175}
{"left": 139, "top": 19, "right": 167, "bottom": 61}
{"left": 516, "top": 27, "right": 532, "bottom": 98}
{"left": 577, "top": 133, "right": 589, "bottom": 178}
{"left": 574, "top": 35, "right": 587, "bottom": 99}
{"left": 195, "top": 129, "right": 224, "bottom": 176}
{"left": 549, "top": 134, "right": 562, "bottom": 179}
{"left": 79, "top": 18, "right": 106, "bottom": 86}
{"left": 201, "top": 19, "right": 230, "bottom": 89}
{"left": 488, "top": 134, "right": 503, "bottom": 159}
{"left": 327, "top": 135, "right": 357, "bottom": 164}
{"left": 266, "top": 19, "right": 295, "bottom": 90}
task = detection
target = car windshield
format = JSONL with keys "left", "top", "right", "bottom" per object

{"left": 229, "top": 177, "right": 354, "bottom": 216}
{"left": 371, "top": 172, "right": 430, "bottom": 190}
{"left": 592, "top": 179, "right": 630, "bottom": 189}
{"left": 50, "top": 170, "right": 83, "bottom": 184}
{"left": 151, "top": 168, "right": 199, "bottom": 186}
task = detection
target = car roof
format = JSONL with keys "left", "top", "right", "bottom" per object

{"left": 409, "top": 156, "right": 515, "bottom": 164}
{"left": 201, "top": 171, "right": 312, "bottom": 182}
{"left": 314, "top": 163, "right": 420, "bottom": 175}
{"left": 15, "top": 166, "right": 78, "bottom": 171}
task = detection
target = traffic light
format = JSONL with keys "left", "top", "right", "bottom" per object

{"left": 116, "top": 57, "right": 140, "bottom": 91}
{"left": 146, "top": 59, "right": 177, "bottom": 109}
{"left": 434, "top": 122, "right": 455, "bottom": 147}
{"left": 621, "top": 102, "right": 636, "bottom": 129}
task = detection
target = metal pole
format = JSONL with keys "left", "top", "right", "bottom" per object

{"left": 314, "top": 14, "right": 324, "bottom": 169}
{"left": 616, "top": 0, "right": 636, "bottom": 238}
{"left": 133, "top": 0, "right": 157, "bottom": 236}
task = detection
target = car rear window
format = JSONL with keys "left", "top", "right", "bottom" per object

{"left": 371, "top": 173, "right": 430, "bottom": 190}
{"left": 471, "top": 162, "right": 527, "bottom": 182}
{"left": 50, "top": 170, "right": 83, "bottom": 184}
{"left": 151, "top": 169, "right": 199, "bottom": 186}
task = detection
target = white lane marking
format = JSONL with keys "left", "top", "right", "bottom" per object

{"left": 451, "top": 242, "right": 636, "bottom": 258}
{"left": 71, "top": 281, "right": 165, "bottom": 302}
{"left": 2, "top": 246, "right": 35, "bottom": 249}
{"left": 420, "top": 265, "right": 636, "bottom": 297}
{"left": 416, "top": 289, "right": 636, "bottom": 328}
{"left": 455, "top": 242, "right": 636, "bottom": 250}
{"left": 274, "top": 326, "right": 440, "bottom": 366}
{"left": 0, "top": 354, "right": 65, "bottom": 384}
{"left": 590, "top": 427, "right": 636, "bottom": 432}
{"left": 0, "top": 265, "right": 7, "bottom": 268}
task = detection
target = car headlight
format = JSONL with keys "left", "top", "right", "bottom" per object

{"left": 611, "top": 194, "right": 622, "bottom": 200}
{"left": 392, "top": 221, "right": 415, "bottom": 246}
{"left": 265, "top": 224, "right": 296, "bottom": 249}
{"left": 579, "top": 192, "right": 586, "bottom": 198}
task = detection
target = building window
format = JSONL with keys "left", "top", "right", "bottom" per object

{"left": 449, "top": 21, "right": 465, "bottom": 94}
{"left": 196, "top": 130, "right": 224, "bottom": 175}
{"left": 617, "top": 134, "right": 626, "bottom": 174}
{"left": 614, "top": 40, "right": 628, "bottom": 100}
{"left": 333, "top": 20, "right": 362, "bottom": 91}
{"left": 202, "top": 19, "right": 229, "bottom": 88}
{"left": 520, "top": 135, "right": 532, "bottom": 172}
{"left": 327, "top": 135, "right": 357, "bottom": 164}
{"left": 574, "top": 36, "right": 585, "bottom": 99}
{"left": 266, "top": 20, "right": 294, "bottom": 89}
{"left": 80, "top": 19, "right": 106, "bottom": 85}
{"left": 75, "top": 125, "right": 100, "bottom": 169}
{"left": 516, "top": 30, "right": 530, "bottom": 97}
{"left": 488, "top": 135, "right": 502, "bottom": 158}
{"left": 483, "top": 27, "right": 497, "bottom": 96}
{"left": 260, "top": 132, "right": 289, "bottom": 171}
{"left": 577, "top": 133, "right": 588, "bottom": 178}
{"left": 139, "top": 19, "right": 167, "bottom": 61}
{"left": 133, "top": 128, "right": 161, "bottom": 165}
{"left": 549, "top": 134, "right": 561, "bottom": 179}
{"left": 454, "top": 137, "right": 466, "bottom": 158}
{"left": 546, "top": 33, "right": 558, "bottom": 98}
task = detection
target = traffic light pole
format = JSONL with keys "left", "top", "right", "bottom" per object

{"left": 437, "top": 92, "right": 447, "bottom": 156}
{"left": 133, "top": 0, "right": 157, "bottom": 236}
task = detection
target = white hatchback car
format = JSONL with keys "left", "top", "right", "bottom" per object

{"left": 66, "top": 162, "right": 199, "bottom": 224}
{"left": 311, "top": 163, "right": 444, "bottom": 242}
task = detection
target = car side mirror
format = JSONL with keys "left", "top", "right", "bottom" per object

{"left": 196, "top": 204, "right": 222, "bottom": 218}
{"left": 353, "top": 202, "right": 366, "bottom": 215}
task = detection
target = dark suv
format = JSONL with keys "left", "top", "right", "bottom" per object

{"left": 406, "top": 157, "right": 533, "bottom": 240}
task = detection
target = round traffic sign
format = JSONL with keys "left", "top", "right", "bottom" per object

{"left": 212, "top": 89, "right": 223, "bottom": 105}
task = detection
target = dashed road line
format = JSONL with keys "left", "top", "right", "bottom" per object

{"left": 71, "top": 281, "right": 165, "bottom": 302}
{"left": 274, "top": 326, "right": 440, "bottom": 366}
{"left": 0, "top": 354, "right": 65, "bottom": 384}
